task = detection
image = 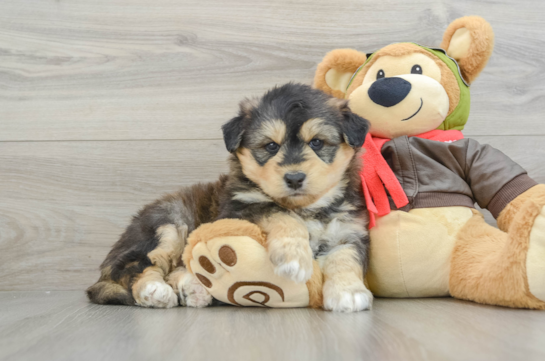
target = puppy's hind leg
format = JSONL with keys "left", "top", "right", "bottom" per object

{"left": 167, "top": 267, "right": 213, "bottom": 308}
{"left": 132, "top": 266, "right": 179, "bottom": 308}
{"left": 132, "top": 224, "right": 187, "bottom": 308}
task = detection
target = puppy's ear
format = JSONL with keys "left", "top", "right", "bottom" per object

{"left": 329, "top": 98, "right": 369, "bottom": 149}
{"left": 314, "top": 49, "right": 367, "bottom": 99}
{"left": 440, "top": 16, "right": 494, "bottom": 84}
{"left": 222, "top": 115, "right": 245, "bottom": 153}
{"left": 222, "top": 98, "right": 257, "bottom": 153}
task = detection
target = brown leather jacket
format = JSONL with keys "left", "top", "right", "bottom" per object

{"left": 382, "top": 136, "right": 537, "bottom": 218}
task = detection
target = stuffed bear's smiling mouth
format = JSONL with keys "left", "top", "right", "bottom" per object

{"left": 401, "top": 98, "right": 423, "bottom": 121}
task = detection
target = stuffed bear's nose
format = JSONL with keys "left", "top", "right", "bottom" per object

{"left": 368, "top": 77, "right": 412, "bottom": 107}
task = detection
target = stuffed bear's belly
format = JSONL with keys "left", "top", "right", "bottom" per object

{"left": 367, "top": 207, "right": 474, "bottom": 298}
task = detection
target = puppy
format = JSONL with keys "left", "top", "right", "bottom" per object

{"left": 87, "top": 83, "right": 372, "bottom": 312}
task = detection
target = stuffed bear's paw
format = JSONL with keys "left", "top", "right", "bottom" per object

{"left": 188, "top": 230, "right": 314, "bottom": 308}
{"left": 137, "top": 281, "right": 179, "bottom": 309}
{"left": 267, "top": 237, "right": 314, "bottom": 283}
{"left": 177, "top": 272, "right": 213, "bottom": 308}
{"left": 322, "top": 278, "right": 373, "bottom": 312}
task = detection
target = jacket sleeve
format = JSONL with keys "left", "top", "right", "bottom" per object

{"left": 463, "top": 138, "right": 537, "bottom": 218}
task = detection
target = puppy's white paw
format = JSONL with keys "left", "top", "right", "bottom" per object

{"left": 178, "top": 272, "right": 213, "bottom": 308}
{"left": 274, "top": 260, "right": 313, "bottom": 283}
{"left": 138, "top": 281, "right": 179, "bottom": 308}
{"left": 268, "top": 237, "right": 313, "bottom": 283}
{"left": 323, "top": 280, "right": 373, "bottom": 312}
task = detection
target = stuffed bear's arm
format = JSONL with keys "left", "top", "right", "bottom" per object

{"left": 461, "top": 139, "right": 537, "bottom": 218}
{"left": 416, "top": 137, "right": 536, "bottom": 218}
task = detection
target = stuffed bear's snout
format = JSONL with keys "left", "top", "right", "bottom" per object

{"left": 368, "top": 77, "right": 412, "bottom": 107}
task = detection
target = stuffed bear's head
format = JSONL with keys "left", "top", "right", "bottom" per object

{"left": 314, "top": 16, "right": 494, "bottom": 138}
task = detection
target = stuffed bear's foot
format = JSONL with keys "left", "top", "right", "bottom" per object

{"left": 499, "top": 184, "right": 545, "bottom": 305}
{"left": 183, "top": 219, "right": 323, "bottom": 308}
{"left": 525, "top": 206, "right": 545, "bottom": 302}
{"left": 450, "top": 185, "right": 545, "bottom": 309}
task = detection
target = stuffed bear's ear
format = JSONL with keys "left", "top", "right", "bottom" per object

{"left": 314, "top": 49, "right": 367, "bottom": 99}
{"left": 440, "top": 16, "right": 494, "bottom": 84}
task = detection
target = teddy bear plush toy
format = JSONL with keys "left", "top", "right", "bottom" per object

{"left": 185, "top": 16, "right": 545, "bottom": 310}
{"left": 312, "top": 15, "right": 545, "bottom": 309}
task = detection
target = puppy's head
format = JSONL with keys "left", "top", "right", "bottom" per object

{"left": 222, "top": 83, "right": 369, "bottom": 208}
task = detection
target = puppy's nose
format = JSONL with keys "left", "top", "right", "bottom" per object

{"left": 368, "top": 77, "right": 412, "bottom": 107}
{"left": 284, "top": 172, "right": 306, "bottom": 190}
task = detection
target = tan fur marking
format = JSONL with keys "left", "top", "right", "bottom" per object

{"left": 237, "top": 147, "right": 286, "bottom": 201}
{"left": 132, "top": 266, "right": 167, "bottom": 304}
{"left": 147, "top": 224, "right": 185, "bottom": 275}
{"left": 258, "top": 212, "right": 309, "bottom": 240}
{"left": 306, "top": 260, "right": 324, "bottom": 308}
{"left": 166, "top": 266, "right": 188, "bottom": 293}
{"left": 260, "top": 119, "right": 287, "bottom": 145}
{"left": 299, "top": 118, "right": 340, "bottom": 143}
{"left": 450, "top": 210, "right": 545, "bottom": 309}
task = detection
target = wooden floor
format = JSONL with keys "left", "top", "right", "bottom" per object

{"left": 1, "top": 0, "right": 545, "bottom": 360}
{"left": 0, "top": 292, "right": 544, "bottom": 361}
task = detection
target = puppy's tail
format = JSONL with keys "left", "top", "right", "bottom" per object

{"left": 86, "top": 280, "right": 134, "bottom": 306}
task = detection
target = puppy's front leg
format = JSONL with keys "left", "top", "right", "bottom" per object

{"left": 259, "top": 212, "right": 313, "bottom": 283}
{"left": 319, "top": 244, "right": 373, "bottom": 312}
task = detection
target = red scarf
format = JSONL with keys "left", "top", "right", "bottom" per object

{"left": 361, "top": 129, "right": 464, "bottom": 228}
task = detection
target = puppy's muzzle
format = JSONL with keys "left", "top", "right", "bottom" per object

{"left": 284, "top": 172, "right": 306, "bottom": 190}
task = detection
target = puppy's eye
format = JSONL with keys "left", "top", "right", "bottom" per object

{"left": 265, "top": 142, "right": 280, "bottom": 153}
{"left": 309, "top": 139, "right": 324, "bottom": 151}
{"left": 411, "top": 65, "right": 422, "bottom": 74}
{"left": 377, "top": 69, "right": 385, "bottom": 80}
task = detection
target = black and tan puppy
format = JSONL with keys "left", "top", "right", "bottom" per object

{"left": 87, "top": 83, "right": 372, "bottom": 312}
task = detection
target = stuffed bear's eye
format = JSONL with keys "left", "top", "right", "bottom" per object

{"left": 309, "top": 139, "right": 324, "bottom": 151}
{"left": 411, "top": 65, "right": 423, "bottom": 74}
{"left": 376, "top": 69, "right": 385, "bottom": 79}
{"left": 265, "top": 142, "right": 280, "bottom": 153}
